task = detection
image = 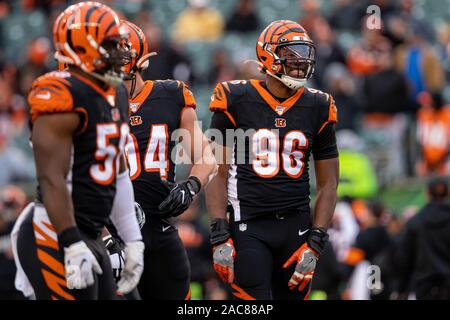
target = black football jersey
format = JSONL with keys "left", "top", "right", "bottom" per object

{"left": 28, "top": 70, "right": 129, "bottom": 237}
{"left": 126, "top": 80, "right": 196, "bottom": 214}
{"left": 209, "top": 79, "right": 338, "bottom": 222}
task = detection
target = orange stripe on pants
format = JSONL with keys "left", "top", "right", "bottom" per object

{"left": 231, "top": 284, "right": 256, "bottom": 300}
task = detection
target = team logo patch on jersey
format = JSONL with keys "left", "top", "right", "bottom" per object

{"left": 275, "top": 118, "right": 286, "bottom": 128}
{"left": 130, "top": 116, "right": 142, "bottom": 126}
{"left": 130, "top": 102, "right": 140, "bottom": 113}
{"left": 275, "top": 105, "right": 286, "bottom": 116}
{"left": 239, "top": 223, "right": 247, "bottom": 232}
{"left": 111, "top": 108, "right": 121, "bottom": 122}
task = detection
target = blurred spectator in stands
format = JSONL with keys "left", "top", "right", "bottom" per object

{"left": 347, "top": 15, "right": 391, "bottom": 76}
{"left": 363, "top": 41, "right": 409, "bottom": 114}
{"left": 436, "top": 23, "right": 450, "bottom": 80}
{"left": 176, "top": 199, "right": 228, "bottom": 300}
{"left": 309, "top": 17, "right": 346, "bottom": 89}
{"left": 323, "top": 63, "right": 360, "bottom": 131}
{"left": 398, "top": 0, "right": 435, "bottom": 43}
{"left": 17, "top": 37, "right": 51, "bottom": 96}
{"left": 297, "top": 0, "right": 322, "bottom": 35}
{"left": 397, "top": 177, "right": 450, "bottom": 299}
{"left": 361, "top": 40, "right": 411, "bottom": 183}
{"left": 207, "top": 47, "right": 237, "bottom": 85}
{"left": 172, "top": 0, "right": 224, "bottom": 44}
{"left": 342, "top": 199, "right": 393, "bottom": 300}
{"left": 0, "top": 185, "right": 27, "bottom": 299}
{"left": 0, "top": 81, "right": 34, "bottom": 187}
{"left": 328, "top": 0, "right": 366, "bottom": 31}
{"left": 416, "top": 91, "right": 450, "bottom": 177}
{"left": 394, "top": 23, "right": 445, "bottom": 104}
{"left": 136, "top": 14, "right": 196, "bottom": 84}
{"left": 225, "top": 0, "right": 259, "bottom": 34}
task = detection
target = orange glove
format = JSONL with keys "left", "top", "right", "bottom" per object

{"left": 282, "top": 227, "right": 329, "bottom": 292}
{"left": 283, "top": 243, "right": 318, "bottom": 291}
{"left": 212, "top": 238, "right": 235, "bottom": 283}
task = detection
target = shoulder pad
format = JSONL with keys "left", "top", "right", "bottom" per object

{"left": 209, "top": 80, "right": 248, "bottom": 112}
{"left": 306, "top": 87, "right": 337, "bottom": 133}
{"left": 181, "top": 82, "right": 196, "bottom": 109}
{"left": 157, "top": 79, "right": 184, "bottom": 92}
{"left": 28, "top": 72, "right": 74, "bottom": 122}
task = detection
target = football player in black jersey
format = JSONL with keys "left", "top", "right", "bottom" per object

{"left": 206, "top": 20, "right": 339, "bottom": 300}
{"left": 12, "top": 2, "right": 144, "bottom": 300}
{"left": 120, "top": 21, "right": 217, "bottom": 300}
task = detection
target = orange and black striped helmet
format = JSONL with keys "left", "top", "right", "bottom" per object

{"left": 256, "top": 20, "right": 315, "bottom": 89}
{"left": 121, "top": 20, "right": 156, "bottom": 79}
{"left": 53, "top": 2, "right": 128, "bottom": 81}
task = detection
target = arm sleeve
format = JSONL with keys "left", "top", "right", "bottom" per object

{"left": 109, "top": 171, "right": 142, "bottom": 243}
{"left": 312, "top": 123, "right": 339, "bottom": 160}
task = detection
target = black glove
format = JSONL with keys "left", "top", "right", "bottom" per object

{"left": 157, "top": 176, "right": 201, "bottom": 218}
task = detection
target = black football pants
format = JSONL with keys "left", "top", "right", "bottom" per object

{"left": 229, "top": 210, "right": 313, "bottom": 300}
{"left": 137, "top": 215, "right": 191, "bottom": 300}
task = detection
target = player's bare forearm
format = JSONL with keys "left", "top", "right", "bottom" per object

{"left": 206, "top": 163, "right": 230, "bottom": 220}
{"left": 190, "top": 136, "right": 217, "bottom": 187}
{"left": 181, "top": 107, "right": 218, "bottom": 188}
{"left": 313, "top": 157, "right": 339, "bottom": 230}
{"left": 32, "top": 113, "right": 80, "bottom": 234}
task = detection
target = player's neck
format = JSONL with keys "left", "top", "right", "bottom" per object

{"left": 125, "top": 73, "right": 146, "bottom": 99}
{"left": 265, "top": 76, "right": 297, "bottom": 99}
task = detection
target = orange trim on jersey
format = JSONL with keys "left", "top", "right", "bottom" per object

{"left": 130, "top": 80, "right": 154, "bottom": 112}
{"left": 37, "top": 248, "right": 65, "bottom": 277}
{"left": 41, "top": 269, "right": 75, "bottom": 300}
{"left": 222, "top": 82, "right": 231, "bottom": 93}
{"left": 250, "top": 80, "right": 304, "bottom": 116}
{"left": 318, "top": 95, "right": 338, "bottom": 134}
{"left": 224, "top": 111, "right": 237, "bottom": 127}
{"left": 184, "top": 288, "right": 191, "bottom": 300}
{"left": 182, "top": 83, "right": 196, "bottom": 109}
{"left": 74, "top": 107, "right": 89, "bottom": 135}
{"left": 209, "top": 83, "right": 228, "bottom": 112}
{"left": 70, "top": 71, "right": 116, "bottom": 104}
{"left": 33, "top": 222, "right": 59, "bottom": 251}
{"left": 51, "top": 295, "right": 59, "bottom": 300}
{"left": 231, "top": 284, "right": 256, "bottom": 300}
{"left": 344, "top": 247, "right": 366, "bottom": 266}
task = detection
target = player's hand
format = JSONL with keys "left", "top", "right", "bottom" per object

{"left": 158, "top": 176, "right": 201, "bottom": 217}
{"left": 283, "top": 243, "right": 318, "bottom": 291}
{"left": 213, "top": 238, "right": 235, "bottom": 283}
{"left": 210, "top": 218, "right": 235, "bottom": 283}
{"left": 64, "top": 241, "right": 103, "bottom": 290}
{"left": 117, "top": 240, "right": 144, "bottom": 295}
{"left": 282, "top": 227, "right": 329, "bottom": 291}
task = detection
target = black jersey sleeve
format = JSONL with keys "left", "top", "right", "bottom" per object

{"left": 312, "top": 122, "right": 339, "bottom": 160}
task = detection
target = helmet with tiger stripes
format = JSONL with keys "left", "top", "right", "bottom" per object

{"left": 52, "top": 1, "right": 129, "bottom": 86}
{"left": 256, "top": 20, "right": 316, "bottom": 90}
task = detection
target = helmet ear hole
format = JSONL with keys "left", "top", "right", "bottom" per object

{"left": 260, "top": 56, "right": 267, "bottom": 61}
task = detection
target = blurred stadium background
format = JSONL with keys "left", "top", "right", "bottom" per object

{"left": 0, "top": 0, "right": 450, "bottom": 299}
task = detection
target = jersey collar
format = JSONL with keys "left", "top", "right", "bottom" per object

{"left": 250, "top": 80, "right": 304, "bottom": 116}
